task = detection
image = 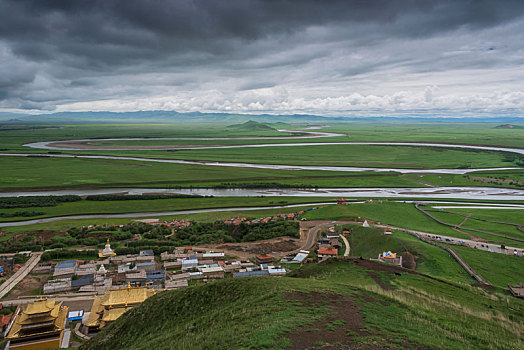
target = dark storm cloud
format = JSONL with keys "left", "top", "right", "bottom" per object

{"left": 0, "top": 0, "right": 523, "bottom": 112}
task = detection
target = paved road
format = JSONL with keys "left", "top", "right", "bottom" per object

{"left": 302, "top": 219, "right": 523, "bottom": 257}
{"left": 61, "top": 328, "right": 71, "bottom": 348}
{"left": 0, "top": 252, "right": 42, "bottom": 299}
{"left": 374, "top": 223, "right": 524, "bottom": 257}
{"left": 300, "top": 220, "right": 354, "bottom": 251}
{"left": 302, "top": 223, "right": 330, "bottom": 250}
{"left": 340, "top": 234, "right": 350, "bottom": 256}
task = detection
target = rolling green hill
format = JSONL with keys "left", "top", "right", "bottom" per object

{"left": 494, "top": 124, "right": 523, "bottom": 129}
{"left": 81, "top": 258, "right": 524, "bottom": 350}
{"left": 226, "top": 120, "right": 278, "bottom": 132}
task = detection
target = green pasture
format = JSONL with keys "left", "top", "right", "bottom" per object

{"left": 0, "top": 155, "right": 440, "bottom": 189}
{"left": 0, "top": 123, "right": 309, "bottom": 153}
{"left": 0, "top": 122, "right": 522, "bottom": 190}
{"left": 447, "top": 245, "right": 524, "bottom": 288}
{"left": 427, "top": 207, "right": 524, "bottom": 241}
{"left": 105, "top": 144, "right": 524, "bottom": 169}
{"left": 2, "top": 122, "right": 522, "bottom": 151}
{"left": 437, "top": 207, "right": 524, "bottom": 223}
{"left": 322, "top": 123, "right": 524, "bottom": 148}
{"left": 302, "top": 202, "right": 465, "bottom": 237}
{"left": 303, "top": 202, "right": 524, "bottom": 247}
{"left": 0, "top": 196, "right": 328, "bottom": 223}
{"left": 0, "top": 204, "right": 323, "bottom": 235}
{"left": 343, "top": 225, "right": 473, "bottom": 284}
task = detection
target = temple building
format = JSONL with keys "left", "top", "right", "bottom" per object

{"left": 84, "top": 285, "right": 155, "bottom": 333}
{"left": 6, "top": 299, "right": 68, "bottom": 350}
{"left": 98, "top": 239, "right": 116, "bottom": 258}
{"left": 377, "top": 251, "right": 403, "bottom": 267}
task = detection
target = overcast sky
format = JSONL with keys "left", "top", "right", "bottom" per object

{"left": 1, "top": 0, "right": 523, "bottom": 115}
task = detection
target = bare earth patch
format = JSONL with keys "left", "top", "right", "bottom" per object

{"left": 401, "top": 251, "right": 417, "bottom": 270}
{"left": 200, "top": 236, "right": 301, "bottom": 258}
{"left": 283, "top": 291, "right": 391, "bottom": 350}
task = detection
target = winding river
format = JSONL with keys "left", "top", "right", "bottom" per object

{"left": 6, "top": 127, "right": 521, "bottom": 174}
{"left": 0, "top": 187, "right": 523, "bottom": 200}
{"left": 0, "top": 152, "right": 521, "bottom": 175}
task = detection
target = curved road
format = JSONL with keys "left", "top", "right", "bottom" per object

{"left": 340, "top": 234, "right": 350, "bottom": 256}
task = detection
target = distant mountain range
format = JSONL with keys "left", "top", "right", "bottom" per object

{"left": 494, "top": 124, "right": 524, "bottom": 129}
{"left": 0, "top": 110, "right": 522, "bottom": 124}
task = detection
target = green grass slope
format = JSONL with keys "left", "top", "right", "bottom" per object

{"left": 343, "top": 225, "right": 473, "bottom": 284}
{"left": 82, "top": 259, "right": 524, "bottom": 350}
{"left": 226, "top": 120, "right": 278, "bottom": 132}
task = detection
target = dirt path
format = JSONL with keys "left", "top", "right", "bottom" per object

{"left": 284, "top": 291, "right": 368, "bottom": 350}
{"left": 415, "top": 204, "right": 524, "bottom": 243}
{"left": 457, "top": 214, "right": 471, "bottom": 228}
{"left": 340, "top": 234, "right": 350, "bottom": 257}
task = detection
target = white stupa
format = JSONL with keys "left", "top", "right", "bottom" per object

{"left": 362, "top": 220, "right": 370, "bottom": 228}
{"left": 98, "top": 239, "right": 116, "bottom": 258}
{"left": 98, "top": 264, "right": 107, "bottom": 274}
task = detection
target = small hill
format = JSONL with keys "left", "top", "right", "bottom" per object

{"left": 494, "top": 124, "right": 523, "bottom": 129}
{"left": 226, "top": 120, "right": 277, "bottom": 132}
{"left": 81, "top": 258, "right": 524, "bottom": 350}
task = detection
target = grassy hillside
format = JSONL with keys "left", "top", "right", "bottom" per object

{"left": 226, "top": 120, "right": 278, "bottom": 132}
{"left": 445, "top": 245, "right": 524, "bottom": 288}
{"left": 342, "top": 225, "right": 473, "bottom": 284}
{"left": 82, "top": 258, "right": 524, "bottom": 350}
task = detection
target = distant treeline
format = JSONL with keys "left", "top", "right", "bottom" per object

{"left": 0, "top": 193, "right": 210, "bottom": 209}
{"left": 41, "top": 249, "right": 98, "bottom": 262}
{"left": 84, "top": 194, "right": 206, "bottom": 201}
{"left": 0, "top": 211, "right": 45, "bottom": 218}
{"left": 143, "top": 220, "right": 300, "bottom": 245}
{"left": 0, "top": 195, "right": 81, "bottom": 209}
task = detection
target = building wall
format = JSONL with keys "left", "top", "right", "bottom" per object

{"left": 8, "top": 335, "right": 62, "bottom": 350}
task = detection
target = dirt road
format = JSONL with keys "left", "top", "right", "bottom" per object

{"left": 340, "top": 234, "right": 350, "bottom": 256}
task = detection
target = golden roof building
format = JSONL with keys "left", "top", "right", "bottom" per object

{"left": 85, "top": 285, "right": 155, "bottom": 333}
{"left": 6, "top": 299, "right": 68, "bottom": 350}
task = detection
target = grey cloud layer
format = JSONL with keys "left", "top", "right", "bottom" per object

{"left": 1, "top": 0, "right": 523, "bottom": 113}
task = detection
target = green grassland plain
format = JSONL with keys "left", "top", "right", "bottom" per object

{"left": 0, "top": 122, "right": 523, "bottom": 190}
{"left": 0, "top": 156, "right": 429, "bottom": 189}
{"left": 4, "top": 155, "right": 523, "bottom": 190}
{"left": 0, "top": 196, "right": 329, "bottom": 222}
{"left": 127, "top": 144, "right": 523, "bottom": 169}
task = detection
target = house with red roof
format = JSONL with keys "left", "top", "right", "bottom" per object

{"left": 255, "top": 254, "right": 274, "bottom": 264}
{"left": 318, "top": 248, "right": 338, "bottom": 260}
{"left": 1, "top": 313, "right": 14, "bottom": 337}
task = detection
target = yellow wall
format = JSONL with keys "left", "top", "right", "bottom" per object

{"left": 8, "top": 336, "right": 61, "bottom": 350}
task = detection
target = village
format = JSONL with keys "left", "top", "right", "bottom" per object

{"left": 1, "top": 201, "right": 523, "bottom": 349}
{"left": 0, "top": 206, "right": 367, "bottom": 349}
